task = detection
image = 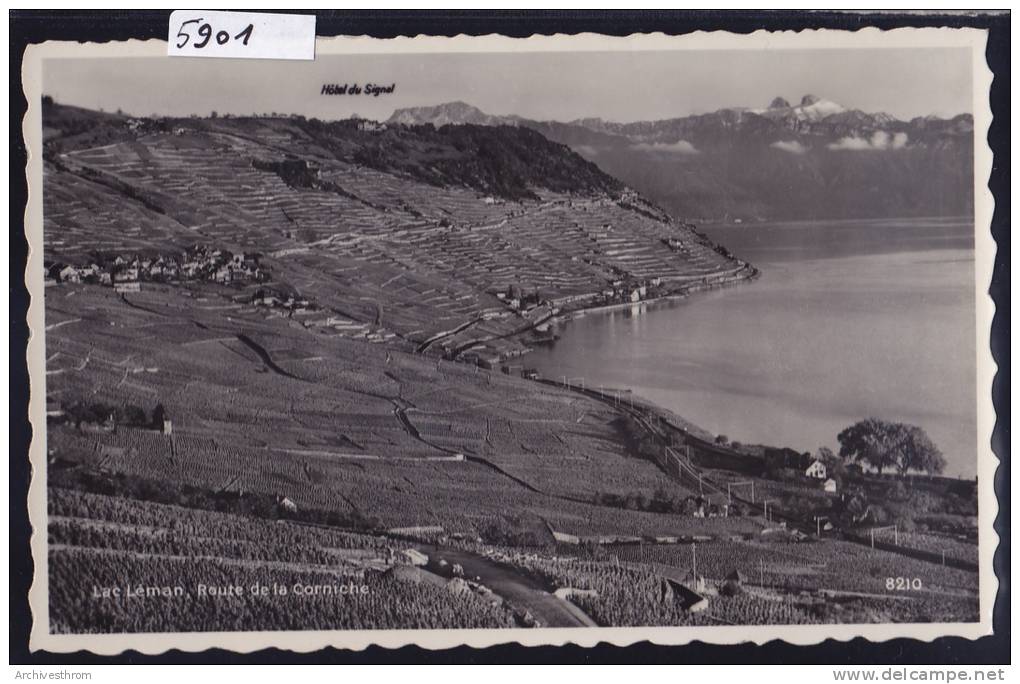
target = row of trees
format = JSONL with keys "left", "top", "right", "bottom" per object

{"left": 836, "top": 418, "right": 946, "bottom": 476}
{"left": 59, "top": 401, "right": 167, "bottom": 430}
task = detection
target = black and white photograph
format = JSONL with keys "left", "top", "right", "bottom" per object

{"left": 21, "top": 26, "right": 997, "bottom": 653}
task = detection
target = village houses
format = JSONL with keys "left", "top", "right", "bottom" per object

{"left": 44, "top": 245, "right": 269, "bottom": 291}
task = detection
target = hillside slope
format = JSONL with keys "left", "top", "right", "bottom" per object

{"left": 40, "top": 100, "right": 753, "bottom": 543}
{"left": 43, "top": 100, "right": 749, "bottom": 361}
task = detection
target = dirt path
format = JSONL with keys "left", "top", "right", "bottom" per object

{"left": 416, "top": 316, "right": 485, "bottom": 354}
{"left": 235, "top": 333, "right": 308, "bottom": 381}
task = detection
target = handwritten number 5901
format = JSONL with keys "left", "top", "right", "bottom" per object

{"left": 176, "top": 20, "right": 254, "bottom": 49}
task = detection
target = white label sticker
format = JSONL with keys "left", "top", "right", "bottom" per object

{"left": 168, "top": 10, "right": 315, "bottom": 60}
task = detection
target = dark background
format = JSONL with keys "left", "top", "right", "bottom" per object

{"left": 9, "top": 9, "right": 1010, "bottom": 665}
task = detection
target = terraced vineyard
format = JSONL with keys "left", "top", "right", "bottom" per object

{"left": 492, "top": 538, "right": 978, "bottom": 626}
{"left": 44, "top": 103, "right": 752, "bottom": 361}
{"left": 865, "top": 530, "right": 979, "bottom": 567}
{"left": 49, "top": 491, "right": 517, "bottom": 633}
{"left": 611, "top": 538, "right": 977, "bottom": 599}
{"left": 485, "top": 550, "right": 824, "bottom": 626}
{"left": 44, "top": 282, "right": 729, "bottom": 539}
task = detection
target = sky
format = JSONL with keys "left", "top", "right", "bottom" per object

{"left": 42, "top": 48, "right": 973, "bottom": 123}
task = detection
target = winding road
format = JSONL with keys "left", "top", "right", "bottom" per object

{"left": 422, "top": 545, "right": 597, "bottom": 628}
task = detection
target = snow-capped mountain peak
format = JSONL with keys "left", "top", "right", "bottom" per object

{"left": 756, "top": 95, "right": 847, "bottom": 122}
{"left": 795, "top": 96, "right": 846, "bottom": 120}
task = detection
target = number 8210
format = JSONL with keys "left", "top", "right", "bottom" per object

{"left": 886, "top": 577, "right": 923, "bottom": 591}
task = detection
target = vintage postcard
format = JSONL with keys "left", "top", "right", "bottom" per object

{"left": 22, "top": 28, "right": 997, "bottom": 654}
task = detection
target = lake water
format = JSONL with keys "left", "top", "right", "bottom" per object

{"left": 527, "top": 217, "right": 978, "bottom": 477}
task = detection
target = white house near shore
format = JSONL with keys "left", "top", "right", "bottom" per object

{"left": 805, "top": 460, "right": 827, "bottom": 479}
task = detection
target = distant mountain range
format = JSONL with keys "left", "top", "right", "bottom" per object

{"left": 388, "top": 96, "right": 974, "bottom": 222}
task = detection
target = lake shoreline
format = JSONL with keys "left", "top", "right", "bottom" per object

{"left": 451, "top": 262, "right": 760, "bottom": 364}
{"left": 526, "top": 220, "right": 977, "bottom": 476}
{"left": 557, "top": 264, "right": 761, "bottom": 325}
{"left": 506, "top": 263, "right": 761, "bottom": 357}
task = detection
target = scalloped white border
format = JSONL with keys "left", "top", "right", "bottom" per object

{"left": 22, "top": 27, "right": 998, "bottom": 655}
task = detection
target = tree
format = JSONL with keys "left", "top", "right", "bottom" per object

{"left": 833, "top": 486, "right": 872, "bottom": 527}
{"left": 122, "top": 405, "right": 148, "bottom": 427}
{"left": 896, "top": 425, "right": 946, "bottom": 476}
{"left": 151, "top": 403, "right": 167, "bottom": 430}
{"left": 838, "top": 418, "right": 898, "bottom": 474}
{"left": 837, "top": 418, "right": 945, "bottom": 476}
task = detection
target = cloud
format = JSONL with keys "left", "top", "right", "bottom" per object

{"left": 828, "top": 130, "right": 910, "bottom": 151}
{"left": 771, "top": 140, "right": 808, "bottom": 154}
{"left": 572, "top": 144, "right": 599, "bottom": 157}
{"left": 828, "top": 136, "right": 870, "bottom": 151}
{"left": 631, "top": 140, "right": 700, "bottom": 155}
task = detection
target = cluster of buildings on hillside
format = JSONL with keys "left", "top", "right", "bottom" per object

{"left": 249, "top": 287, "right": 395, "bottom": 342}
{"left": 250, "top": 287, "right": 312, "bottom": 312}
{"left": 44, "top": 245, "right": 270, "bottom": 292}
{"left": 494, "top": 284, "right": 544, "bottom": 311}
{"left": 494, "top": 276, "right": 666, "bottom": 313}
{"left": 595, "top": 276, "right": 664, "bottom": 305}
{"left": 356, "top": 121, "right": 388, "bottom": 132}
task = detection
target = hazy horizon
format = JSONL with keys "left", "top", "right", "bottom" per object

{"left": 42, "top": 48, "right": 972, "bottom": 124}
